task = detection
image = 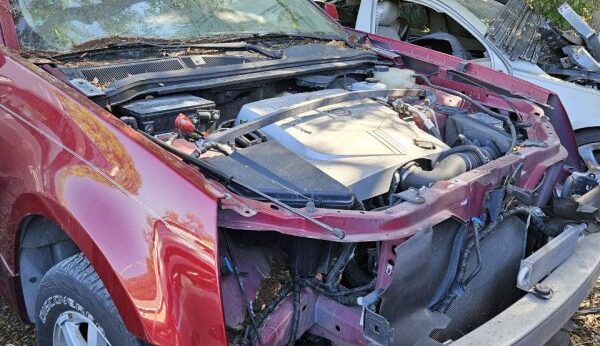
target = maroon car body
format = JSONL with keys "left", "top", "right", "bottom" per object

{"left": 0, "top": 1, "right": 598, "bottom": 346}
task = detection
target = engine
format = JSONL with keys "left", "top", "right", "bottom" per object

{"left": 230, "top": 89, "right": 449, "bottom": 201}
{"left": 60, "top": 51, "right": 513, "bottom": 212}
{"left": 110, "top": 83, "right": 511, "bottom": 210}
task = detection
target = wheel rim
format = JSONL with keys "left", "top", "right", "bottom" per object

{"left": 579, "top": 142, "right": 600, "bottom": 173}
{"left": 53, "top": 311, "right": 111, "bottom": 346}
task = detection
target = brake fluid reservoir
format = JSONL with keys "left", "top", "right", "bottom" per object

{"left": 351, "top": 78, "right": 387, "bottom": 91}
{"left": 374, "top": 66, "right": 416, "bottom": 89}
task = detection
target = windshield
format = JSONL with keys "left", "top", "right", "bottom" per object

{"left": 11, "top": 0, "right": 344, "bottom": 52}
{"left": 455, "top": 0, "right": 504, "bottom": 25}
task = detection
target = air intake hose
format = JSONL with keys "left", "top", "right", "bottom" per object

{"left": 401, "top": 146, "right": 497, "bottom": 189}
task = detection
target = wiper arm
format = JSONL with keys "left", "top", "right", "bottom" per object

{"left": 51, "top": 40, "right": 284, "bottom": 60}
{"left": 246, "top": 31, "right": 353, "bottom": 47}
{"left": 184, "top": 42, "right": 283, "bottom": 59}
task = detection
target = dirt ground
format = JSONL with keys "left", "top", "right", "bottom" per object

{"left": 0, "top": 280, "right": 598, "bottom": 345}
{"left": 570, "top": 279, "right": 600, "bottom": 346}
{"left": 0, "top": 299, "right": 36, "bottom": 345}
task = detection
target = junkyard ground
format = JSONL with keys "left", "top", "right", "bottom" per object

{"left": 0, "top": 280, "right": 598, "bottom": 345}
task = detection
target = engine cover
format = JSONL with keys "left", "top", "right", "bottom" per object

{"left": 236, "top": 90, "right": 449, "bottom": 200}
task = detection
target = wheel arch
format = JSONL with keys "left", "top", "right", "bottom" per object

{"left": 574, "top": 126, "right": 600, "bottom": 140}
{"left": 8, "top": 192, "right": 149, "bottom": 340}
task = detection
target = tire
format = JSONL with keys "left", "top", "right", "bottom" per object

{"left": 35, "top": 253, "right": 143, "bottom": 346}
{"left": 576, "top": 128, "right": 600, "bottom": 172}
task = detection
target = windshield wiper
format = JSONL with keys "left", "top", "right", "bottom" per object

{"left": 50, "top": 39, "right": 284, "bottom": 60}
{"left": 241, "top": 31, "right": 353, "bottom": 47}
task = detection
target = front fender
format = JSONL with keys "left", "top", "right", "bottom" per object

{"left": 0, "top": 48, "right": 227, "bottom": 346}
{"left": 9, "top": 180, "right": 226, "bottom": 346}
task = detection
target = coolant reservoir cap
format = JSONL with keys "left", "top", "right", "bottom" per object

{"left": 374, "top": 65, "right": 390, "bottom": 72}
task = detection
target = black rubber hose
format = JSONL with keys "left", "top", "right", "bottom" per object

{"left": 436, "top": 219, "right": 500, "bottom": 312}
{"left": 402, "top": 152, "right": 479, "bottom": 189}
{"left": 325, "top": 243, "right": 356, "bottom": 289}
{"left": 428, "top": 225, "right": 469, "bottom": 309}
{"left": 435, "top": 145, "right": 495, "bottom": 165}
{"left": 505, "top": 207, "right": 560, "bottom": 237}
{"left": 414, "top": 74, "right": 518, "bottom": 152}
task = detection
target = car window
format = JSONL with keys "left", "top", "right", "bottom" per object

{"left": 454, "top": 0, "right": 504, "bottom": 25}
{"left": 395, "top": 1, "right": 489, "bottom": 59}
{"left": 399, "top": 3, "right": 430, "bottom": 33}
{"left": 11, "top": 0, "right": 345, "bottom": 52}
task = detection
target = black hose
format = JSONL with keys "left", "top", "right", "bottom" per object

{"left": 324, "top": 243, "right": 356, "bottom": 289}
{"left": 140, "top": 130, "right": 233, "bottom": 182}
{"left": 414, "top": 74, "right": 518, "bottom": 152}
{"left": 428, "top": 225, "right": 468, "bottom": 309}
{"left": 402, "top": 153, "right": 478, "bottom": 189}
{"left": 402, "top": 140, "right": 504, "bottom": 189}
{"left": 436, "top": 219, "right": 500, "bottom": 312}
{"left": 505, "top": 207, "right": 559, "bottom": 237}
{"left": 463, "top": 224, "right": 482, "bottom": 286}
{"left": 435, "top": 145, "right": 494, "bottom": 166}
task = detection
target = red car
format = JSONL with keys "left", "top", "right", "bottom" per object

{"left": 0, "top": 1, "right": 598, "bottom": 345}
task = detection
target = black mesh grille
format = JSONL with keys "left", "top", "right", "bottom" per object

{"left": 431, "top": 216, "right": 526, "bottom": 342}
{"left": 72, "top": 55, "right": 255, "bottom": 86}
{"left": 79, "top": 58, "right": 186, "bottom": 85}
{"left": 180, "top": 55, "right": 250, "bottom": 68}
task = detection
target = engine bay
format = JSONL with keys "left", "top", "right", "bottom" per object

{"left": 43, "top": 41, "right": 597, "bottom": 345}
{"left": 61, "top": 52, "right": 515, "bottom": 212}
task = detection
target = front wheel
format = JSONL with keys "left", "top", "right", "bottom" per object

{"left": 35, "top": 253, "right": 143, "bottom": 346}
{"left": 577, "top": 128, "right": 600, "bottom": 173}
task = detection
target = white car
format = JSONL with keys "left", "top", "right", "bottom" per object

{"left": 355, "top": 0, "right": 600, "bottom": 173}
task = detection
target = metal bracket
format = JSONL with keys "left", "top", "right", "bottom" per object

{"left": 363, "top": 308, "right": 395, "bottom": 346}
{"left": 357, "top": 289, "right": 395, "bottom": 346}
{"left": 391, "top": 188, "right": 425, "bottom": 205}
